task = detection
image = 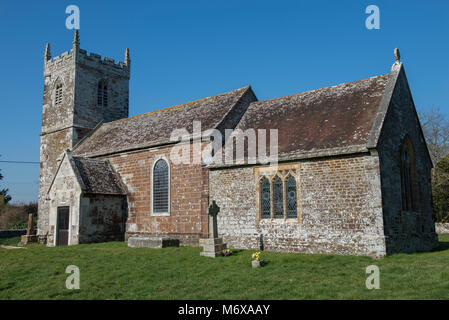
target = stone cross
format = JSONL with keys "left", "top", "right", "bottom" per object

{"left": 208, "top": 200, "right": 220, "bottom": 239}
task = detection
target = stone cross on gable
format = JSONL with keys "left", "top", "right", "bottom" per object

{"left": 208, "top": 200, "right": 220, "bottom": 239}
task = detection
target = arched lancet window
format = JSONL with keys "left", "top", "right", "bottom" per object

{"left": 273, "top": 176, "right": 284, "bottom": 218}
{"left": 286, "top": 176, "right": 297, "bottom": 218}
{"left": 260, "top": 177, "right": 271, "bottom": 219}
{"left": 54, "top": 82, "right": 63, "bottom": 106}
{"left": 152, "top": 158, "right": 169, "bottom": 214}
{"left": 97, "top": 80, "right": 108, "bottom": 107}
{"left": 400, "top": 136, "right": 417, "bottom": 212}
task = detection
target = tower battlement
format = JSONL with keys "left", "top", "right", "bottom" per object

{"left": 44, "top": 47, "right": 130, "bottom": 79}
{"left": 44, "top": 30, "right": 130, "bottom": 79}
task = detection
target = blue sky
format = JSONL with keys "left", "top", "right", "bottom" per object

{"left": 0, "top": 0, "right": 448, "bottom": 203}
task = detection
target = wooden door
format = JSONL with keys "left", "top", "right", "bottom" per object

{"left": 57, "top": 206, "right": 70, "bottom": 246}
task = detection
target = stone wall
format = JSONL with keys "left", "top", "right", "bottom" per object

{"left": 79, "top": 194, "right": 127, "bottom": 243}
{"left": 209, "top": 154, "right": 387, "bottom": 257}
{"left": 74, "top": 49, "right": 130, "bottom": 129}
{"left": 106, "top": 140, "right": 210, "bottom": 246}
{"left": 377, "top": 67, "right": 439, "bottom": 254}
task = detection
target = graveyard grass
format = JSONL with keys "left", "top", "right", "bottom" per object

{"left": 0, "top": 235, "right": 448, "bottom": 300}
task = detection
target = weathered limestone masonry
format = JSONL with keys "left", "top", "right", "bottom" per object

{"left": 38, "top": 31, "right": 130, "bottom": 238}
{"left": 209, "top": 155, "right": 386, "bottom": 256}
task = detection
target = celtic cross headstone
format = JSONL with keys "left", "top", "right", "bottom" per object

{"left": 208, "top": 200, "right": 220, "bottom": 239}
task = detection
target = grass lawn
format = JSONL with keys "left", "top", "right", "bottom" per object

{"left": 0, "top": 235, "right": 448, "bottom": 299}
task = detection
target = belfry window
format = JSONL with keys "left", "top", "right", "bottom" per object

{"left": 97, "top": 81, "right": 108, "bottom": 107}
{"left": 55, "top": 82, "right": 63, "bottom": 106}
{"left": 400, "top": 136, "right": 418, "bottom": 212}
{"left": 152, "top": 158, "right": 170, "bottom": 214}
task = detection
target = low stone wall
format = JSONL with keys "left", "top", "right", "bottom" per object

{"left": 0, "top": 229, "right": 27, "bottom": 238}
{"left": 436, "top": 223, "right": 449, "bottom": 234}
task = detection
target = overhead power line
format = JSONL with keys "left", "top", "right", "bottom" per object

{"left": 0, "top": 160, "right": 40, "bottom": 164}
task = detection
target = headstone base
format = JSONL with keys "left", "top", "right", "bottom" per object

{"left": 19, "top": 235, "right": 38, "bottom": 246}
{"left": 199, "top": 238, "right": 227, "bottom": 258}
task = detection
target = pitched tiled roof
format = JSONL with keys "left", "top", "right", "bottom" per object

{"left": 73, "top": 86, "right": 254, "bottom": 157}
{"left": 236, "top": 74, "right": 389, "bottom": 159}
{"left": 71, "top": 156, "right": 125, "bottom": 195}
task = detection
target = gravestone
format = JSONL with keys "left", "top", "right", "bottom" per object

{"left": 19, "top": 213, "right": 38, "bottom": 245}
{"left": 199, "top": 200, "right": 227, "bottom": 258}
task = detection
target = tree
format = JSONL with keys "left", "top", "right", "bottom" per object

{"left": 419, "top": 107, "right": 449, "bottom": 166}
{"left": 0, "top": 155, "right": 12, "bottom": 205}
{"left": 433, "top": 154, "right": 449, "bottom": 222}
{"left": 419, "top": 108, "right": 449, "bottom": 223}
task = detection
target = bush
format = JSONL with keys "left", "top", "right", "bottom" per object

{"left": 8, "top": 221, "right": 28, "bottom": 230}
{"left": 0, "top": 202, "right": 37, "bottom": 230}
{"left": 433, "top": 154, "right": 449, "bottom": 222}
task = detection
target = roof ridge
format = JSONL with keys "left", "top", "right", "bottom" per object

{"left": 104, "top": 85, "right": 251, "bottom": 126}
{"left": 249, "top": 74, "right": 389, "bottom": 107}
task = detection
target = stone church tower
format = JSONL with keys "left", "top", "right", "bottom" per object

{"left": 37, "top": 31, "right": 131, "bottom": 237}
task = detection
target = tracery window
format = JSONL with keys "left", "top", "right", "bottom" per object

{"left": 273, "top": 176, "right": 284, "bottom": 218}
{"left": 256, "top": 165, "right": 300, "bottom": 221}
{"left": 260, "top": 177, "right": 271, "bottom": 219}
{"left": 286, "top": 175, "right": 297, "bottom": 218}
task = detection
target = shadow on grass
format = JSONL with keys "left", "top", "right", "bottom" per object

{"left": 225, "top": 249, "right": 245, "bottom": 256}
{"left": 431, "top": 240, "right": 449, "bottom": 253}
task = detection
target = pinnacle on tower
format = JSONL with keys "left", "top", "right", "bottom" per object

{"left": 44, "top": 43, "right": 51, "bottom": 61}
{"left": 72, "top": 29, "right": 80, "bottom": 48}
{"left": 125, "top": 48, "right": 131, "bottom": 66}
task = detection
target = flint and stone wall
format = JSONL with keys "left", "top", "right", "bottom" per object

{"left": 209, "top": 154, "right": 387, "bottom": 257}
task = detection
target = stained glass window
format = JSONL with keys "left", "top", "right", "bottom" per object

{"left": 273, "top": 176, "right": 284, "bottom": 218}
{"left": 287, "top": 176, "right": 297, "bottom": 218}
{"left": 260, "top": 178, "right": 271, "bottom": 218}
{"left": 153, "top": 159, "right": 169, "bottom": 213}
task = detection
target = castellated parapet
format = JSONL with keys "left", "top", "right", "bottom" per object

{"left": 44, "top": 48, "right": 130, "bottom": 79}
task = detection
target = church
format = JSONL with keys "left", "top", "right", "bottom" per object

{"left": 37, "top": 31, "right": 438, "bottom": 256}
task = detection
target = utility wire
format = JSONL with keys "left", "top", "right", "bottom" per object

{"left": 0, "top": 161, "right": 40, "bottom": 164}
